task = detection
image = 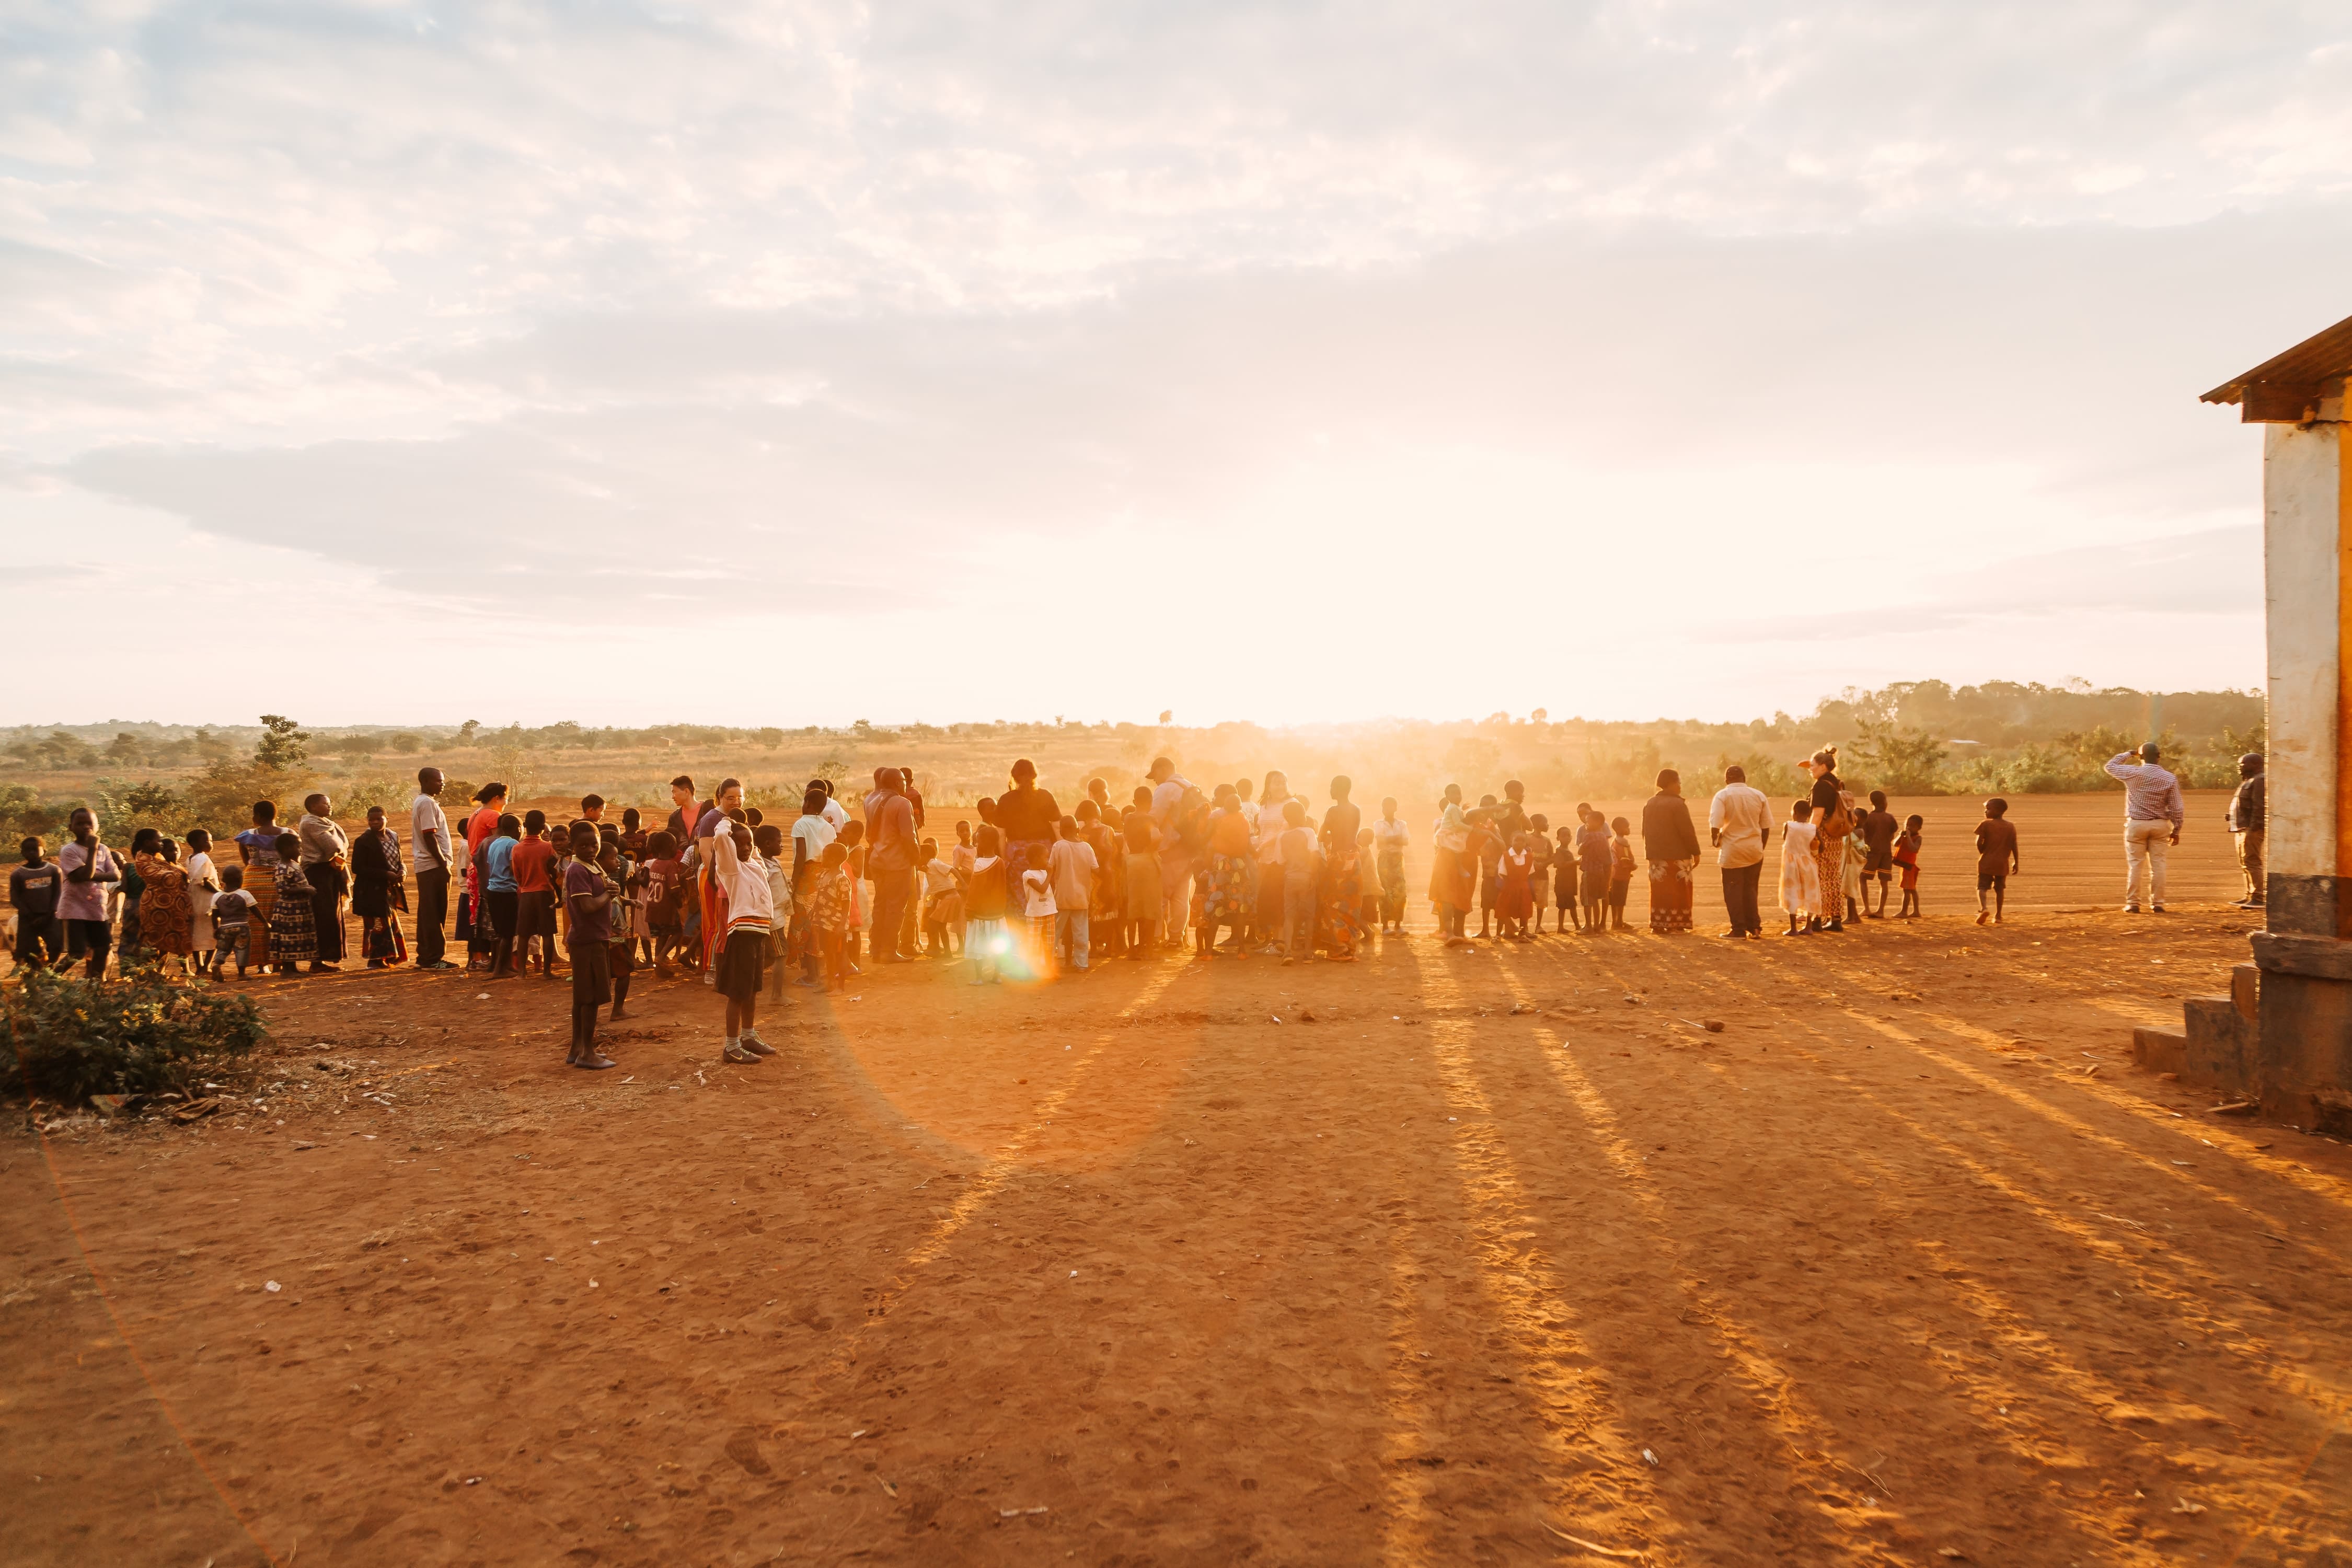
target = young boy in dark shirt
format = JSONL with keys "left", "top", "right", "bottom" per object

{"left": 10, "top": 837, "right": 62, "bottom": 968}
{"left": 1858, "top": 790, "right": 1900, "bottom": 918}
{"left": 562, "top": 822, "right": 620, "bottom": 1069}
{"left": 1975, "top": 799, "right": 2020, "bottom": 925}
{"left": 1608, "top": 815, "right": 1636, "bottom": 932}
{"left": 641, "top": 831, "right": 686, "bottom": 977}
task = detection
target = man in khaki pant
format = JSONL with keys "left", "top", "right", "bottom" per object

{"left": 2228, "top": 753, "right": 2265, "bottom": 909}
{"left": 2106, "top": 744, "right": 2186, "bottom": 913}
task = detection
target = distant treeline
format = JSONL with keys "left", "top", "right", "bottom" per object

{"left": 0, "top": 681, "right": 2267, "bottom": 844}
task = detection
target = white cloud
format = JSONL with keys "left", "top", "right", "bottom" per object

{"left": 3, "top": 0, "right": 2338, "bottom": 723}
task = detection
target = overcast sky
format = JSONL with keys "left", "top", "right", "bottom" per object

{"left": 6, "top": 1, "right": 2346, "bottom": 728}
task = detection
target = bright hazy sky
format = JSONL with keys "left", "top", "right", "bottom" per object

{"left": 7, "top": 2, "right": 2347, "bottom": 728}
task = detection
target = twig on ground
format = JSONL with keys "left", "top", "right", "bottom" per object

{"left": 1539, "top": 1521, "right": 1646, "bottom": 1560}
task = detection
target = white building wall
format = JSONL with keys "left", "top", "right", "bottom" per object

{"left": 2265, "top": 420, "right": 2344, "bottom": 884}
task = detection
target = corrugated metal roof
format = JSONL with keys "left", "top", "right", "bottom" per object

{"left": 2202, "top": 310, "right": 2352, "bottom": 420}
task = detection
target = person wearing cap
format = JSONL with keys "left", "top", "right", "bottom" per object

{"left": 2228, "top": 753, "right": 2265, "bottom": 909}
{"left": 2105, "top": 742, "right": 2186, "bottom": 914}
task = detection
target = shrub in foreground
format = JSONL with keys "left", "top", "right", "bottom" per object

{"left": 1, "top": 965, "right": 268, "bottom": 1104}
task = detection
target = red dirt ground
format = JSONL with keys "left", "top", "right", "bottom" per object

{"left": 6, "top": 791, "right": 2349, "bottom": 1566}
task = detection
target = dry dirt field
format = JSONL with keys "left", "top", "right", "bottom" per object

{"left": 7, "top": 792, "right": 2350, "bottom": 1566}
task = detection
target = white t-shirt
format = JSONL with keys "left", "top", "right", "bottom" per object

{"left": 792, "top": 814, "right": 837, "bottom": 868}
{"left": 1021, "top": 867, "right": 1057, "bottom": 918}
{"left": 410, "top": 792, "right": 454, "bottom": 873}
{"left": 1708, "top": 783, "right": 1773, "bottom": 869}
{"left": 185, "top": 850, "right": 220, "bottom": 913}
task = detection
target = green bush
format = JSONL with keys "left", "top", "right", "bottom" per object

{"left": 0, "top": 783, "right": 62, "bottom": 845}
{"left": 1, "top": 965, "right": 268, "bottom": 1104}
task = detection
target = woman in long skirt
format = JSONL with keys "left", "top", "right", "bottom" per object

{"left": 350, "top": 805, "right": 409, "bottom": 967}
{"left": 133, "top": 832, "right": 194, "bottom": 969}
{"left": 271, "top": 850, "right": 320, "bottom": 973}
{"left": 1641, "top": 769, "right": 1702, "bottom": 935}
{"left": 1427, "top": 785, "right": 1472, "bottom": 940}
{"left": 1806, "top": 747, "right": 1850, "bottom": 932}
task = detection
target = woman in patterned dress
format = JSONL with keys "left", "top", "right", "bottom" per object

{"left": 132, "top": 831, "right": 195, "bottom": 967}
{"left": 270, "top": 834, "right": 319, "bottom": 973}
{"left": 1200, "top": 786, "right": 1252, "bottom": 955}
{"left": 1806, "top": 748, "right": 1851, "bottom": 933}
{"left": 1640, "top": 769, "right": 1702, "bottom": 935}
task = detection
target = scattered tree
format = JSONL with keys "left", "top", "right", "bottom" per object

{"left": 254, "top": 714, "right": 309, "bottom": 770}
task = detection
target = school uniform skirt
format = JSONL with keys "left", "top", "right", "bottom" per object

{"left": 570, "top": 939, "right": 612, "bottom": 1008}
{"left": 714, "top": 927, "right": 767, "bottom": 1004}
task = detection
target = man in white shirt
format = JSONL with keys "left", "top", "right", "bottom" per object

{"left": 410, "top": 767, "right": 456, "bottom": 968}
{"left": 1708, "top": 765, "right": 1773, "bottom": 940}
{"left": 2105, "top": 744, "right": 2186, "bottom": 913}
{"left": 811, "top": 777, "right": 850, "bottom": 833}
{"left": 1146, "top": 756, "right": 1194, "bottom": 946}
{"left": 862, "top": 767, "right": 920, "bottom": 962}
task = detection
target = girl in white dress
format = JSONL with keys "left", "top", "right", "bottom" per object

{"left": 1779, "top": 800, "right": 1822, "bottom": 936}
{"left": 184, "top": 829, "right": 222, "bottom": 971}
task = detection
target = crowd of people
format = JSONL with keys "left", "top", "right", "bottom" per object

{"left": 5, "top": 742, "right": 2267, "bottom": 1066}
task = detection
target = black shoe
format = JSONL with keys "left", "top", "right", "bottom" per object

{"left": 416, "top": 959, "right": 456, "bottom": 970}
{"left": 1825, "top": 919, "right": 1844, "bottom": 932}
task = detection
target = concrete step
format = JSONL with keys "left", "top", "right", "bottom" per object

{"left": 2132, "top": 1024, "right": 2186, "bottom": 1075}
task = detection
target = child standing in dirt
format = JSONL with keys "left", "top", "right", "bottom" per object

{"left": 562, "top": 821, "right": 620, "bottom": 1070}
{"left": 1779, "top": 800, "right": 1821, "bottom": 935}
{"left": 1607, "top": 815, "right": 1636, "bottom": 932}
{"left": 1526, "top": 815, "right": 1553, "bottom": 933}
{"left": 813, "top": 841, "right": 854, "bottom": 990}
{"left": 965, "top": 824, "right": 1010, "bottom": 984}
{"left": 641, "top": 832, "right": 687, "bottom": 976}
{"left": 1473, "top": 797, "right": 1506, "bottom": 940}
{"left": 1554, "top": 823, "right": 1582, "bottom": 932}
{"left": 1498, "top": 832, "right": 1535, "bottom": 939}
{"left": 1576, "top": 811, "right": 1611, "bottom": 933}
{"left": 836, "top": 820, "right": 868, "bottom": 971}
{"left": 1894, "top": 816, "right": 1924, "bottom": 918}
{"left": 211, "top": 866, "right": 257, "bottom": 977}
{"left": 1859, "top": 791, "right": 1899, "bottom": 918}
{"left": 1020, "top": 848, "right": 1058, "bottom": 978}
{"left": 1975, "top": 799, "right": 2019, "bottom": 926}
{"left": 920, "top": 838, "right": 962, "bottom": 957}
{"left": 1278, "top": 798, "right": 1317, "bottom": 963}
